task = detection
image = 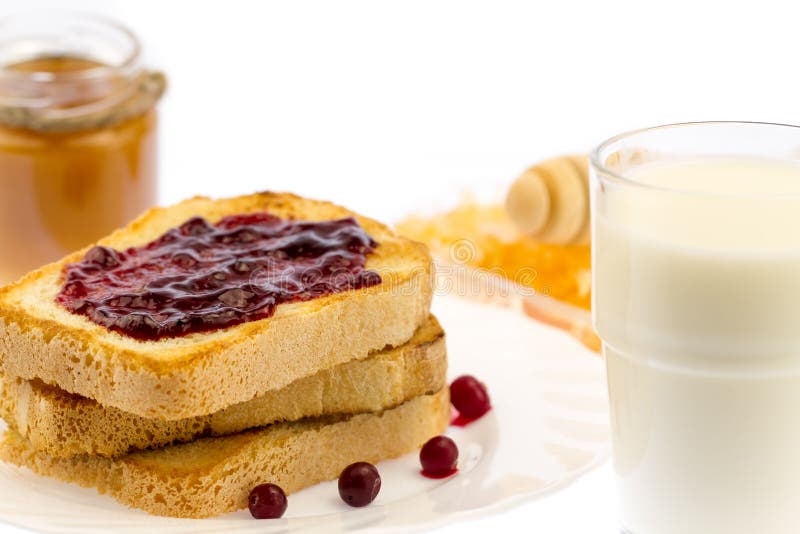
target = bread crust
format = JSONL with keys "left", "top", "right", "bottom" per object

{"left": 0, "top": 389, "right": 450, "bottom": 518}
{"left": 0, "top": 316, "right": 446, "bottom": 458}
{"left": 0, "top": 192, "right": 434, "bottom": 419}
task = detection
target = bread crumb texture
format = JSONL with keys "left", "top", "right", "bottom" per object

{"left": 0, "top": 316, "right": 446, "bottom": 458}
{"left": 0, "top": 192, "right": 434, "bottom": 419}
{"left": 0, "top": 389, "right": 450, "bottom": 518}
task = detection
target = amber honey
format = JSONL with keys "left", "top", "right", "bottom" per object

{"left": 0, "top": 14, "right": 164, "bottom": 285}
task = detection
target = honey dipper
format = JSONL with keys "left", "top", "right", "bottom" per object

{"left": 505, "top": 155, "right": 590, "bottom": 245}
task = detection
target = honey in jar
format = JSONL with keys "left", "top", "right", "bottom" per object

{"left": 0, "top": 13, "right": 165, "bottom": 285}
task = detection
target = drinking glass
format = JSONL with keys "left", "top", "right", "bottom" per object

{"left": 591, "top": 122, "right": 800, "bottom": 534}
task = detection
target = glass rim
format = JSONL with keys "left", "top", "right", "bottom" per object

{"left": 590, "top": 120, "right": 800, "bottom": 198}
{"left": 0, "top": 10, "right": 141, "bottom": 84}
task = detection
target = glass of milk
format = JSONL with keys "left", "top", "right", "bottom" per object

{"left": 591, "top": 122, "right": 800, "bottom": 534}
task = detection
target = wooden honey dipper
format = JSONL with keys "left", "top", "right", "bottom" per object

{"left": 505, "top": 155, "right": 590, "bottom": 245}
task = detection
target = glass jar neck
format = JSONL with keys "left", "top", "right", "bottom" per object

{"left": 0, "top": 12, "right": 142, "bottom": 118}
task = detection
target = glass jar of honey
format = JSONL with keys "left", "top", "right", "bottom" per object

{"left": 0, "top": 12, "right": 164, "bottom": 285}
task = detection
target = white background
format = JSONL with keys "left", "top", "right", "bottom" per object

{"left": 2, "top": 0, "right": 799, "bottom": 532}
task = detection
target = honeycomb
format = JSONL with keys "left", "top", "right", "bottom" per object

{"left": 397, "top": 202, "right": 591, "bottom": 310}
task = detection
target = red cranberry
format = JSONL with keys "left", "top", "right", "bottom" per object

{"left": 420, "top": 435, "right": 458, "bottom": 477}
{"left": 248, "top": 483, "right": 287, "bottom": 519}
{"left": 83, "top": 246, "right": 122, "bottom": 268}
{"left": 179, "top": 216, "right": 213, "bottom": 236}
{"left": 338, "top": 462, "right": 381, "bottom": 507}
{"left": 450, "top": 375, "right": 491, "bottom": 419}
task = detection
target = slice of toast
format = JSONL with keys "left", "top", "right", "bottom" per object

{"left": 0, "top": 388, "right": 450, "bottom": 518}
{"left": 0, "top": 315, "right": 446, "bottom": 458}
{"left": 0, "top": 192, "right": 434, "bottom": 420}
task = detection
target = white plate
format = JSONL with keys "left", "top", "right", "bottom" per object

{"left": 0, "top": 296, "right": 609, "bottom": 533}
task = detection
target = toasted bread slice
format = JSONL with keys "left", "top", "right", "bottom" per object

{"left": 0, "top": 388, "right": 450, "bottom": 518}
{"left": 0, "top": 315, "right": 446, "bottom": 458}
{"left": 0, "top": 192, "right": 433, "bottom": 420}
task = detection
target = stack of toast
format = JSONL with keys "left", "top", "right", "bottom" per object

{"left": 0, "top": 193, "right": 449, "bottom": 518}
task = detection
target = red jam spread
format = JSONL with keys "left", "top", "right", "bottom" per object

{"left": 56, "top": 213, "right": 381, "bottom": 340}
